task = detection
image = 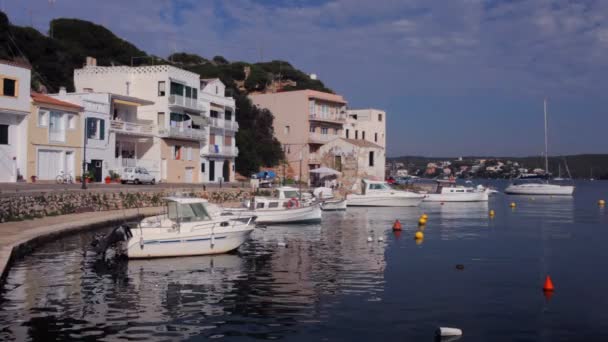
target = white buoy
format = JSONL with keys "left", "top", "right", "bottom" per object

{"left": 367, "top": 236, "right": 373, "bottom": 242}
{"left": 378, "top": 236, "right": 384, "bottom": 242}
{"left": 437, "top": 327, "right": 462, "bottom": 337}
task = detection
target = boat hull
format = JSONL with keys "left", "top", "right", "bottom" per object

{"left": 347, "top": 194, "right": 424, "bottom": 207}
{"left": 225, "top": 204, "right": 322, "bottom": 224}
{"left": 125, "top": 228, "right": 253, "bottom": 259}
{"left": 423, "top": 192, "right": 489, "bottom": 202}
{"left": 504, "top": 184, "right": 575, "bottom": 196}
{"left": 321, "top": 199, "right": 347, "bottom": 211}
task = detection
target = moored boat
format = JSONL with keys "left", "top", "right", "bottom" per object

{"left": 347, "top": 179, "right": 424, "bottom": 207}
{"left": 504, "top": 182, "right": 574, "bottom": 196}
{"left": 423, "top": 180, "right": 490, "bottom": 202}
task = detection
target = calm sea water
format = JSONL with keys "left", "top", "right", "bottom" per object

{"left": 1, "top": 180, "right": 607, "bottom": 341}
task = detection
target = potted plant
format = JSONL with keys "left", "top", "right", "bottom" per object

{"left": 30, "top": 175, "right": 37, "bottom": 183}
{"left": 85, "top": 171, "right": 94, "bottom": 183}
{"left": 104, "top": 175, "right": 112, "bottom": 184}
{"left": 109, "top": 170, "right": 121, "bottom": 183}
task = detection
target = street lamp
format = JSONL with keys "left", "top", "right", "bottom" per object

{"left": 81, "top": 118, "right": 89, "bottom": 190}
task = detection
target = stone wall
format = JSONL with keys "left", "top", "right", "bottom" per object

{"left": 0, "top": 188, "right": 251, "bottom": 222}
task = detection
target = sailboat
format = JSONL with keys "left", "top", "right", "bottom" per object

{"left": 505, "top": 100, "right": 575, "bottom": 196}
{"left": 553, "top": 159, "right": 572, "bottom": 181}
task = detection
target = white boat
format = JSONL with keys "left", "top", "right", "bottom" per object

{"left": 504, "top": 182, "right": 574, "bottom": 195}
{"left": 347, "top": 179, "right": 425, "bottom": 207}
{"left": 100, "top": 197, "right": 255, "bottom": 259}
{"left": 313, "top": 186, "right": 347, "bottom": 211}
{"left": 224, "top": 186, "right": 322, "bottom": 224}
{"left": 423, "top": 181, "right": 490, "bottom": 202}
{"left": 505, "top": 99, "right": 575, "bottom": 196}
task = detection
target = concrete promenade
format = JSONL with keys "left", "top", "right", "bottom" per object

{"left": 0, "top": 206, "right": 163, "bottom": 281}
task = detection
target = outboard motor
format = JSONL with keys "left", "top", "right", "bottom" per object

{"left": 91, "top": 224, "right": 133, "bottom": 259}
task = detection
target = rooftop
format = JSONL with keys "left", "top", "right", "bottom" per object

{"left": 0, "top": 59, "right": 31, "bottom": 70}
{"left": 31, "top": 93, "right": 84, "bottom": 111}
{"left": 341, "top": 138, "right": 383, "bottom": 149}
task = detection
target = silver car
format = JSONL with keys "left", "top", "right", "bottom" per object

{"left": 121, "top": 167, "right": 156, "bottom": 185}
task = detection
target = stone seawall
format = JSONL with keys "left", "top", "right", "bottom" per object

{"left": 0, "top": 188, "right": 251, "bottom": 222}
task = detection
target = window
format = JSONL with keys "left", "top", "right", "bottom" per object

{"left": 49, "top": 111, "right": 66, "bottom": 142}
{"left": 334, "top": 128, "right": 339, "bottom": 135}
{"left": 185, "top": 86, "right": 192, "bottom": 98}
{"left": 158, "top": 81, "right": 166, "bottom": 96}
{"left": 38, "top": 110, "right": 49, "bottom": 127}
{"left": 309, "top": 126, "right": 315, "bottom": 133}
{"left": 268, "top": 202, "right": 279, "bottom": 208}
{"left": 86, "top": 118, "right": 105, "bottom": 140}
{"left": 225, "top": 111, "right": 232, "bottom": 121}
{"left": 284, "top": 125, "right": 290, "bottom": 134}
{"left": 355, "top": 130, "right": 359, "bottom": 139}
{"left": 346, "top": 129, "right": 350, "bottom": 139}
{"left": 0, "top": 124, "right": 8, "bottom": 144}
{"left": 215, "top": 86, "right": 219, "bottom": 94}
{"left": 186, "top": 146, "right": 193, "bottom": 161}
{"left": 321, "top": 127, "right": 328, "bottom": 134}
{"left": 378, "top": 113, "right": 383, "bottom": 122}
{"left": 1, "top": 78, "right": 17, "bottom": 97}
{"left": 170, "top": 82, "right": 184, "bottom": 96}
{"left": 67, "top": 115, "right": 76, "bottom": 130}
{"left": 309, "top": 100, "right": 315, "bottom": 114}
{"left": 369, "top": 151, "right": 375, "bottom": 167}
{"left": 210, "top": 110, "right": 219, "bottom": 118}
{"left": 335, "top": 155, "right": 342, "bottom": 171}
{"left": 375, "top": 132, "right": 378, "bottom": 142}
{"left": 201, "top": 163, "right": 206, "bottom": 173}
{"left": 362, "top": 131, "right": 366, "bottom": 140}
{"left": 174, "top": 145, "right": 183, "bottom": 160}
{"left": 158, "top": 112, "right": 165, "bottom": 128}
{"left": 192, "top": 88, "right": 198, "bottom": 99}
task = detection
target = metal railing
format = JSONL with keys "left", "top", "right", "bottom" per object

{"left": 309, "top": 112, "right": 346, "bottom": 122}
{"left": 159, "top": 126, "right": 206, "bottom": 141}
{"left": 309, "top": 132, "right": 339, "bottom": 143}
{"left": 110, "top": 120, "right": 154, "bottom": 136}
{"left": 168, "top": 94, "right": 204, "bottom": 111}
{"left": 205, "top": 145, "right": 239, "bottom": 157}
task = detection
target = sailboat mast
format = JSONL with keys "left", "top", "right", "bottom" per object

{"left": 544, "top": 99, "right": 549, "bottom": 176}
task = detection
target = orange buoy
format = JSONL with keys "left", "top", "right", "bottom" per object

{"left": 543, "top": 275, "right": 555, "bottom": 292}
{"left": 392, "top": 219, "right": 403, "bottom": 231}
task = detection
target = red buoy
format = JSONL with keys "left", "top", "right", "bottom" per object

{"left": 543, "top": 275, "right": 555, "bottom": 292}
{"left": 392, "top": 219, "right": 403, "bottom": 231}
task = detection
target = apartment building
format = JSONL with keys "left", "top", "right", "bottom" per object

{"left": 344, "top": 109, "right": 386, "bottom": 148}
{"left": 74, "top": 61, "right": 206, "bottom": 183}
{"left": 51, "top": 89, "right": 154, "bottom": 182}
{"left": 28, "top": 93, "right": 84, "bottom": 181}
{"left": 249, "top": 90, "right": 347, "bottom": 182}
{"left": 199, "top": 78, "right": 238, "bottom": 183}
{"left": 0, "top": 60, "right": 31, "bottom": 182}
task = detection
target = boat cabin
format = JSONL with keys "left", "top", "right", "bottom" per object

{"left": 361, "top": 179, "right": 392, "bottom": 195}
{"left": 434, "top": 180, "right": 475, "bottom": 194}
{"left": 164, "top": 197, "right": 220, "bottom": 223}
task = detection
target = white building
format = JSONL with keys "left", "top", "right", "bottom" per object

{"left": 199, "top": 78, "right": 238, "bottom": 183}
{"left": 51, "top": 89, "right": 154, "bottom": 182}
{"left": 73, "top": 60, "right": 207, "bottom": 183}
{"left": 343, "top": 108, "right": 386, "bottom": 176}
{"left": 0, "top": 60, "right": 31, "bottom": 182}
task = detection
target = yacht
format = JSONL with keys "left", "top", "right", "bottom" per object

{"left": 224, "top": 187, "right": 322, "bottom": 224}
{"left": 505, "top": 99, "right": 575, "bottom": 196}
{"left": 347, "top": 179, "right": 425, "bottom": 207}
{"left": 423, "top": 180, "right": 490, "bottom": 202}
{"left": 95, "top": 197, "right": 255, "bottom": 259}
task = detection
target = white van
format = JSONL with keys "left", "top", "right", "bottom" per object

{"left": 121, "top": 167, "right": 156, "bottom": 185}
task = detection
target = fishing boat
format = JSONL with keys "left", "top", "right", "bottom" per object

{"left": 347, "top": 179, "right": 425, "bottom": 207}
{"left": 224, "top": 186, "right": 322, "bottom": 224}
{"left": 94, "top": 197, "right": 255, "bottom": 259}
{"left": 422, "top": 180, "right": 490, "bottom": 202}
{"left": 505, "top": 100, "right": 574, "bottom": 196}
{"left": 313, "top": 187, "right": 347, "bottom": 211}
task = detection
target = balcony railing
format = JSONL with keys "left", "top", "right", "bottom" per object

{"left": 209, "top": 117, "right": 223, "bottom": 129}
{"left": 309, "top": 112, "right": 346, "bottom": 123}
{"left": 159, "top": 126, "right": 207, "bottom": 141}
{"left": 168, "top": 94, "right": 204, "bottom": 111}
{"left": 204, "top": 145, "right": 239, "bottom": 157}
{"left": 208, "top": 117, "right": 239, "bottom": 131}
{"left": 199, "top": 91, "right": 235, "bottom": 108}
{"left": 224, "top": 120, "right": 239, "bottom": 131}
{"left": 309, "top": 132, "right": 339, "bottom": 144}
{"left": 110, "top": 120, "right": 154, "bottom": 136}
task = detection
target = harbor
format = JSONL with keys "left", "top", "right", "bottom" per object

{"left": 0, "top": 180, "right": 607, "bottom": 341}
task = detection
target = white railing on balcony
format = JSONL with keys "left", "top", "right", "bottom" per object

{"left": 110, "top": 120, "right": 154, "bottom": 136}
{"left": 309, "top": 112, "right": 346, "bottom": 122}
{"left": 209, "top": 117, "right": 223, "bottom": 128}
{"left": 199, "top": 91, "right": 235, "bottom": 108}
{"left": 205, "top": 145, "right": 239, "bottom": 157}
{"left": 224, "top": 120, "right": 239, "bottom": 131}
{"left": 168, "top": 94, "right": 204, "bottom": 111}
{"left": 159, "top": 126, "right": 206, "bottom": 141}
{"left": 309, "top": 132, "right": 340, "bottom": 143}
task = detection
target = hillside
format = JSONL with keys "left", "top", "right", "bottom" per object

{"left": 0, "top": 11, "right": 339, "bottom": 175}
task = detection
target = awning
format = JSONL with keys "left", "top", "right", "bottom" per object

{"left": 210, "top": 104, "right": 225, "bottom": 112}
{"left": 309, "top": 167, "right": 341, "bottom": 176}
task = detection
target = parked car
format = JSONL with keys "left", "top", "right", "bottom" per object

{"left": 386, "top": 177, "right": 396, "bottom": 184}
{"left": 121, "top": 167, "right": 155, "bottom": 185}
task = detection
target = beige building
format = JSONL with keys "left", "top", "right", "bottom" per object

{"left": 27, "top": 93, "right": 84, "bottom": 182}
{"left": 249, "top": 90, "right": 347, "bottom": 181}
{"left": 344, "top": 108, "right": 386, "bottom": 148}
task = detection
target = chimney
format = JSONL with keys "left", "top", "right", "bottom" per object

{"left": 59, "top": 86, "right": 67, "bottom": 95}
{"left": 85, "top": 56, "right": 97, "bottom": 67}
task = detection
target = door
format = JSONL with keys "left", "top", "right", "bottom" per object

{"left": 37, "top": 150, "right": 62, "bottom": 180}
{"left": 185, "top": 167, "right": 194, "bottom": 183}
{"left": 90, "top": 159, "right": 103, "bottom": 182}
{"left": 161, "top": 159, "right": 167, "bottom": 181}
{"left": 209, "top": 160, "right": 215, "bottom": 181}
{"left": 65, "top": 152, "right": 75, "bottom": 178}
{"left": 223, "top": 160, "right": 230, "bottom": 182}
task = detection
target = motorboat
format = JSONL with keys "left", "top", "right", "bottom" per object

{"left": 347, "top": 179, "right": 425, "bottom": 207}
{"left": 504, "top": 182, "right": 574, "bottom": 195}
{"left": 505, "top": 99, "right": 575, "bottom": 196}
{"left": 94, "top": 197, "right": 255, "bottom": 259}
{"left": 422, "top": 180, "right": 490, "bottom": 202}
{"left": 313, "top": 186, "right": 347, "bottom": 211}
{"left": 224, "top": 186, "right": 322, "bottom": 224}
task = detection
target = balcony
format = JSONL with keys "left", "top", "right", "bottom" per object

{"left": 309, "top": 112, "right": 346, "bottom": 124}
{"left": 224, "top": 120, "right": 239, "bottom": 131}
{"left": 159, "top": 126, "right": 207, "bottom": 142}
{"left": 209, "top": 117, "right": 223, "bottom": 129}
{"left": 199, "top": 91, "right": 235, "bottom": 108}
{"left": 309, "top": 132, "right": 340, "bottom": 144}
{"left": 203, "top": 145, "right": 239, "bottom": 157}
{"left": 168, "top": 94, "right": 204, "bottom": 112}
{"left": 110, "top": 120, "right": 154, "bottom": 137}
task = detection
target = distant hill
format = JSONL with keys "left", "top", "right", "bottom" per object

{"left": 390, "top": 154, "right": 608, "bottom": 179}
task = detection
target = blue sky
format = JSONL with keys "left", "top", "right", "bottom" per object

{"left": 4, "top": 0, "right": 608, "bottom": 157}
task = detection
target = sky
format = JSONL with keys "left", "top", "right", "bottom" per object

{"left": 3, "top": 0, "right": 608, "bottom": 157}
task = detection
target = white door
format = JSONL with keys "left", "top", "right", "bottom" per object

{"left": 65, "top": 152, "right": 75, "bottom": 178}
{"left": 37, "top": 150, "right": 62, "bottom": 180}
{"left": 185, "top": 167, "right": 193, "bottom": 183}
{"left": 161, "top": 159, "right": 167, "bottom": 181}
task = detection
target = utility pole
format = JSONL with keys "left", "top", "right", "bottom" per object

{"left": 81, "top": 118, "right": 88, "bottom": 190}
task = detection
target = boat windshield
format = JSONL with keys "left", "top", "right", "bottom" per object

{"left": 369, "top": 183, "right": 390, "bottom": 190}
{"left": 167, "top": 202, "right": 212, "bottom": 222}
{"left": 283, "top": 190, "right": 300, "bottom": 198}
